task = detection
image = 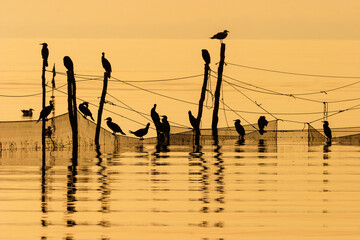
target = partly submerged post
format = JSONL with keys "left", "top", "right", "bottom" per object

{"left": 194, "top": 49, "right": 211, "bottom": 145}
{"left": 40, "top": 43, "right": 48, "bottom": 151}
{"left": 95, "top": 73, "right": 109, "bottom": 148}
{"left": 212, "top": 43, "right": 226, "bottom": 144}
{"left": 64, "top": 56, "right": 78, "bottom": 156}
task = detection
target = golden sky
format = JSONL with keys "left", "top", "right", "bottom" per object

{"left": 1, "top": 0, "right": 360, "bottom": 39}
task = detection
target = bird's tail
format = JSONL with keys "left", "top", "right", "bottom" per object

{"left": 120, "top": 130, "right": 126, "bottom": 135}
{"left": 129, "top": 130, "right": 134, "bottom": 134}
{"left": 90, "top": 116, "right": 94, "bottom": 121}
{"left": 36, "top": 118, "right": 41, "bottom": 124}
{"left": 44, "top": 59, "right": 48, "bottom": 67}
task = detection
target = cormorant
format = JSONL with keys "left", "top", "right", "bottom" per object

{"left": 162, "top": 115, "right": 170, "bottom": 134}
{"left": 323, "top": 121, "right": 332, "bottom": 142}
{"left": 202, "top": 49, "right": 211, "bottom": 65}
{"left": 36, "top": 101, "right": 54, "bottom": 123}
{"left": 151, "top": 104, "right": 162, "bottom": 130}
{"left": 258, "top": 116, "right": 268, "bottom": 135}
{"left": 79, "top": 102, "right": 94, "bottom": 121}
{"left": 234, "top": 119, "right": 245, "bottom": 140}
{"left": 21, "top": 108, "right": 34, "bottom": 117}
{"left": 129, "top": 123, "right": 150, "bottom": 140}
{"left": 188, "top": 110, "right": 198, "bottom": 129}
{"left": 101, "top": 52, "right": 112, "bottom": 78}
{"left": 40, "top": 43, "right": 48, "bottom": 67}
{"left": 210, "top": 30, "right": 229, "bottom": 42}
{"left": 105, "top": 117, "right": 126, "bottom": 135}
{"left": 63, "top": 56, "right": 74, "bottom": 72}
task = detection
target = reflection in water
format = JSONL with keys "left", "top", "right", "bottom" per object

{"left": 66, "top": 158, "right": 78, "bottom": 228}
{"left": 258, "top": 139, "right": 267, "bottom": 153}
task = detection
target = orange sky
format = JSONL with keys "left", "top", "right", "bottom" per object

{"left": 1, "top": 0, "right": 360, "bottom": 39}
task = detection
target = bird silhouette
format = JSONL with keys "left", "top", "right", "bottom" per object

{"left": 129, "top": 123, "right": 150, "bottom": 140}
{"left": 234, "top": 119, "right": 245, "bottom": 140}
{"left": 101, "top": 52, "right": 112, "bottom": 78}
{"left": 188, "top": 110, "right": 198, "bottom": 129}
{"left": 162, "top": 115, "right": 170, "bottom": 134}
{"left": 37, "top": 101, "right": 54, "bottom": 123}
{"left": 79, "top": 102, "right": 94, "bottom": 121}
{"left": 210, "top": 30, "right": 229, "bottom": 42}
{"left": 258, "top": 116, "right": 268, "bottom": 135}
{"left": 105, "top": 117, "right": 126, "bottom": 135}
{"left": 323, "top": 121, "right": 332, "bottom": 143}
{"left": 151, "top": 104, "right": 162, "bottom": 130}
{"left": 40, "top": 43, "right": 49, "bottom": 67}
{"left": 202, "top": 49, "right": 211, "bottom": 65}
{"left": 22, "top": 108, "right": 34, "bottom": 117}
{"left": 63, "top": 56, "right": 74, "bottom": 72}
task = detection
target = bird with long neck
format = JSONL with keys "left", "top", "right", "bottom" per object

{"left": 129, "top": 123, "right": 150, "bottom": 140}
{"left": 40, "top": 43, "right": 49, "bottom": 67}
{"left": 105, "top": 117, "right": 126, "bottom": 135}
{"left": 188, "top": 110, "right": 198, "bottom": 129}
{"left": 36, "top": 101, "right": 54, "bottom": 123}
{"left": 101, "top": 52, "right": 112, "bottom": 78}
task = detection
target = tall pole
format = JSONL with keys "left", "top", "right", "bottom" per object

{"left": 195, "top": 49, "right": 211, "bottom": 145}
{"left": 95, "top": 73, "right": 109, "bottom": 148}
{"left": 212, "top": 43, "right": 226, "bottom": 144}
{"left": 41, "top": 59, "right": 46, "bottom": 151}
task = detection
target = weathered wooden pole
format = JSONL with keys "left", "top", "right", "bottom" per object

{"left": 194, "top": 49, "right": 211, "bottom": 145}
{"left": 212, "top": 43, "right": 226, "bottom": 144}
{"left": 95, "top": 73, "right": 109, "bottom": 148}
{"left": 41, "top": 55, "right": 47, "bottom": 151}
{"left": 50, "top": 64, "right": 56, "bottom": 136}
{"left": 64, "top": 56, "right": 78, "bottom": 156}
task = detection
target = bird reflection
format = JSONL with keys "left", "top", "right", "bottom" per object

{"left": 66, "top": 158, "right": 78, "bottom": 227}
{"left": 258, "top": 139, "right": 267, "bottom": 153}
{"left": 79, "top": 102, "right": 94, "bottom": 121}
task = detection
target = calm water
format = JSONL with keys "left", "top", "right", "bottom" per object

{"left": 1, "top": 140, "right": 360, "bottom": 240}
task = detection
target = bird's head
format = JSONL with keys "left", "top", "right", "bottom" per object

{"left": 83, "top": 101, "right": 89, "bottom": 106}
{"left": 105, "top": 117, "right": 112, "bottom": 121}
{"left": 102, "top": 52, "right": 105, "bottom": 56}
{"left": 161, "top": 115, "right": 167, "bottom": 120}
{"left": 29, "top": 108, "right": 34, "bottom": 111}
{"left": 188, "top": 110, "right": 192, "bottom": 115}
{"left": 40, "top": 43, "right": 48, "bottom": 47}
{"left": 234, "top": 119, "right": 240, "bottom": 123}
{"left": 323, "top": 121, "right": 329, "bottom": 125}
{"left": 146, "top": 123, "right": 150, "bottom": 127}
{"left": 49, "top": 100, "right": 54, "bottom": 105}
{"left": 224, "top": 30, "right": 229, "bottom": 33}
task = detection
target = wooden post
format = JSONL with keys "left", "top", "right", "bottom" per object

{"left": 64, "top": 56, "right": 78, "bottom": 157}
{"left": 95, "top": 73, "right": 109, "bottom": 148}
{"left": 195, "top": 50, "right": 211, "bottom": 145}
{"left": 41, "top": 58, "right": 46, "bottom": 151}
{"left": 212, "top": 43, "right": 226, "bottom": 144}
{"left": 51, "top": 64, "right": 56, "bottom": 138}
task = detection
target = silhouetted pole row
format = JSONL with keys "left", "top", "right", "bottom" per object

{"left": 212, "top": 43, "right": 226, "bottom": 144}
{"left": 64, "top": 56, "right": 78, "bottom": 156}
{"left": 193, "top": 49, "right": 211, "bottom": 145}
{"left": 95, "top": 73, "right": 109, "bottom": 148}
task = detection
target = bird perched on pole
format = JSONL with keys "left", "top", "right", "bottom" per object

{"left": 258, "top": 116, "right": 268, "bottom": 135}
{"left": 202, "top": 49, "right": 211, "bottom": 65}
{"left": 63, "top": 56, "right": 74, "bottom": 72}
{"left": 129, "top": 123, "right": 150, "bottom": 140}
{"left": 105, "top": 117, "right": 126, "bottom": 135}
{"left": 101, "top": 52, "right": 112, "bottom": 78}
{"left": 40, "top": 43, "right": 49, "bottom": 67}
{"left": 323, "top": 121, "right": 332, "bottom": 143}
{"left": 36, "top": 101, "right": 54, "bottom": 123}
{"left": 188, "top": 110, "right": 198, "bottom": 129}
{"left": 79, "top": 102, "right": 94, "bottom": 121}
{"left": 210, "top": 30, "right": 229, "bottom": 42}
{"left": 234, "top": 119, "right": 245, "bottom": 140}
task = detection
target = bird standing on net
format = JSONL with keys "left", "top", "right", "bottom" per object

{"left": 101, "top": 52, "right": 112, "bottom": 78}
{"left": 105, "top": 117, "right": 126, "bottom": 135}
{"left": 258, "top": 116, "right": 268, "bottom": 135}
{"left": 210, "top": 30, "right": 229, "bottom": 43}
{"left": 22, "top": 108, "right": 34, "bottom": 117}
{"left": 40, "top": 43, "right": 49, "bottom": 67}
{"left": 129, "top": 123, "right": 150, "bottom": 140}
{"left": 234, "top": 119, "right": 245, "bottom": 140}
{"left": 162, "top": 115, "right": 171, "bottom": 144}
{"left": 323, "top": 121, "right": 332, "bottom": 144}
{"left": 79, "top": 102, "right": 94, "bottom": 121}
{"left": 36, "top": 101, "right": 54, "bottom": 123}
